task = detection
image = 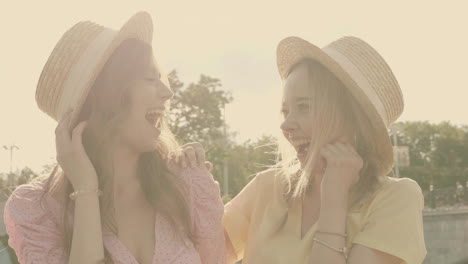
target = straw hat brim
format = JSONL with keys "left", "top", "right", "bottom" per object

{"left": 277, "top": 37, "right": 394, "bottom": 175}
{"left": 66, "top": 12, "right": 153, "bottom": 128}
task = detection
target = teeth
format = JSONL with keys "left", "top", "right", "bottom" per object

{"left": 146, "top": 109, "right": 164, "bottom": 116}
{"left": 145, "top": 108, "right": 164, "bottom": 127}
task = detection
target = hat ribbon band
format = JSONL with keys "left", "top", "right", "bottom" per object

{"left": 56, "top": 28, "right": 117, "bottom": 120}
{"left": 323, "top": 47, "right": 389, "bottom": 126}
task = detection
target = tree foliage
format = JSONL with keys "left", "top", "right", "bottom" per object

{"left": 395, "top": 121, "right": 468, "bottom": 190}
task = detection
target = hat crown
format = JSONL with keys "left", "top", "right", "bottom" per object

{"left": 35, "top": 12, "right": 153, "bottom": 125}
{"left": 36, "top": 21, "right": 108, "bottom": 120}
{"left": 325, "top": 36, "right": 404, "bottom": 126}
{"left": 277, "top": 36, "right": 404, "bottom": 128}
{"left": 276, "top": 35, "right": 402, "bottom": 175}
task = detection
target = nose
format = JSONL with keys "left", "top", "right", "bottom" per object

{"left": 280, "top": 114, "right": 297, "bottom": 134}
{"left": 159, "top": 83, "right": 174, "bottom": 102}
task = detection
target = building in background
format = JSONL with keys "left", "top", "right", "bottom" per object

{"left": 393, "top": 145, "right": 410, "bottom": 168}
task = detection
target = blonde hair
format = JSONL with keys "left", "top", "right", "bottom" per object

{"left": 278, "top": 59, "right": 385, "bottom": 208}
{"left": 40, "top": 39, "right": 193, "bottom": 262}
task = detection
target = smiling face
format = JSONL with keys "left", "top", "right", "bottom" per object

{"left": 117, "top": 59, "right": 174, "bottom": 153}
{"left": 280, "top": 60, "right": 356, "bottom": 173}
{"left": 280, "top": 63, "right": 314, "bottom": 166}
{"left": 278, "top": 60, "right": 388, "bottom": 200}
{"left": 78, "top": 39, "right": 176, "bottom": 159}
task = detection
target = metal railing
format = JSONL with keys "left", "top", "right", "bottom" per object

{"left": 423, "top": 187, "right": 468, "bottom": 209}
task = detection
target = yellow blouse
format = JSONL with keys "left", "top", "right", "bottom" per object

{"left": 224, "top": 169, "right": 427, "bottom": 264}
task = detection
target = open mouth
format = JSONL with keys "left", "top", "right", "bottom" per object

{"left": 145, "top": 109, "right": 163, "bottom": 127}
{"left": 293, "top": 140, "right": 311, "bottom": 156}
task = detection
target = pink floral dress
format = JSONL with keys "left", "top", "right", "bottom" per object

{"left": 4, "top": 165, "right": 226, "bottom": 264}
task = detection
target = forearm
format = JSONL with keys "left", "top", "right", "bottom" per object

{"left": 69, "top": 192, "right": 104, "bottom": 264}
{"left": 308, "top": 198, "right": 348, "bottom": 264}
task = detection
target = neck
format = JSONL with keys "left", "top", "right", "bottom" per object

{"left": 112, "top": 143, "right": 141, "bottom": 194}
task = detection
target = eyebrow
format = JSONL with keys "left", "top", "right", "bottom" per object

{"left": 282, "top": 97, "right": 311, "bottom": 107}
{"left": 294, "top": 97, "right": 311, "bottom": 102}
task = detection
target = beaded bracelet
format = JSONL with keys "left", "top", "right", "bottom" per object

{"left": 313, "top": 237, "right": 349, "bottom": 260}
{"left": 69, "top": 189, "right": 103, "bottom": 200}
{"left": 315, "top": 230, "right": 348, "bottom": 238}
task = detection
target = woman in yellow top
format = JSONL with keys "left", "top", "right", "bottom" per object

{"left": 222, "top": 36, "right": 427, "bottom": 263}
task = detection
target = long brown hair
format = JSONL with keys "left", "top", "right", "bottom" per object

{"left": 278, "top": 59, "right": 385, "bottom": 208}
{"left": 41, "top": 38, "right": 193, "bottom": 262}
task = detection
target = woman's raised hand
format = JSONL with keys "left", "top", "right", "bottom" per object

{"left": 319, "top": 137, "right": 363, "bottom": 203}
{"left": 173, "top": 142, "right": 212, "bottom": 171}
{"left": 55, "top": 109, "right": 98, "bottom": 190}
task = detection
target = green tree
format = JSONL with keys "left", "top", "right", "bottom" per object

{"left": 166, "top": 71, "right": 278, "bottom": 198}
{"left": 167, "top": 70, "right": 233, "bottom": 184}
{"left": 0, "top": 175, "right": 5, "bottom": 190}
{"left": 223, "top": 135, "right": 277, "bottom": 199}
{"left": 396, "top": 121, "right": 436, "bottom": 167}
{"left": 431, "top": 122, "right": 468, "bottom": 167}
{"left": 167, "top": 70, "right": 233, "bottom": 144}
{"left": 396, "top": 121, "right": 468, "bottom": 190}
{"left": 41, "top": 162, "right": 57, "bottom": 177}
{"left": 16, "top": 167, "right": 38, "bottom": 185}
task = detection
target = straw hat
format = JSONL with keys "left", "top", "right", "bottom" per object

{"left": 277, "top": 36, "right": 403, "bottom": 175}
{"left": 36, "top": 11, "right": 154, "bottom": 128}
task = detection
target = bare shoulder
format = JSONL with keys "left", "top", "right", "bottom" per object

{"left": 251, "top": 168, "right": 283, "bottom": 187}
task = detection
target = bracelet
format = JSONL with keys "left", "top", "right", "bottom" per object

{"left": 69, "top": 189, "right": 103, "bottom": 200}
{"left": 313, "top": 237, "right": 348, "bottom": 260}
{"left": 315, "top": 230, "right": 347, "bottom": 238}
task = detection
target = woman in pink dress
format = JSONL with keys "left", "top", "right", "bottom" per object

{"left": 4, "top": 12, "right": 225, "bottom": 264}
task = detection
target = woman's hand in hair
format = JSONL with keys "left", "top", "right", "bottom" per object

{"left": 172, "top": 142, "right": 212, "bottom": 171}
{"left": 55, "top": 109, "right": 98, "bottom": 190}
{"left": 319, "top": 137, "right": 363, "bottom": 205}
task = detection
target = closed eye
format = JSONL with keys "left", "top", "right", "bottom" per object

{"left": 146, "top": 71, "right": 163, "bottom": 82}
{"left": 298, "top": 103, "right": 310, "bottom": 112}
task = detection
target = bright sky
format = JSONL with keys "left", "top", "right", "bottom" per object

{"left": 1, "top": 0, "right": 467, "bottom": 174}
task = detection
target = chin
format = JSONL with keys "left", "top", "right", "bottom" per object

{"left": 150, "top": 139, "right": 160, "bottom": 151}
{"left": 145, "top": 142, "right": 158, "bottom": 152}
{"left": 134, "top": 140, "right": 158, "bottom": 154}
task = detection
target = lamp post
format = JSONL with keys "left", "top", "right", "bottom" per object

{"left": 3, "top": 144, "right": 19, "bottom": 174}
{"left": 429, "top": 183, "right": 436, "bottom": 209}
{"left": 390, "top": 124, "right": 402, "bottom": 178}
{"left": 223, "top": 105, "right": 229, "bottom": 197}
